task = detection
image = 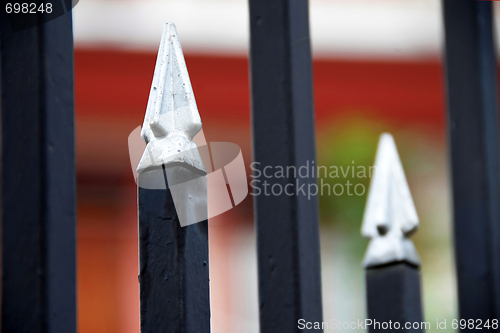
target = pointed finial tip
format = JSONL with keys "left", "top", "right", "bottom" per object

{"left": 163, "top": 22, "right": 177, "bottom": 33}
{"left": 379, "top": 132, "right": 395, "bottom": 146}
{"left": 361, "top": 132, "right": 420, "bottom": 268}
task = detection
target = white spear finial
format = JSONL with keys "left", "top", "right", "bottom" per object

{"left": 137, "top": 23, "right": 205, "bottom": 175}
{"left": 361, "top": 133, "right": 420, "bottom": 268}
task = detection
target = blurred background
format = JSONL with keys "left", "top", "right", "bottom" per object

{"left": 72, "top": 0, "right": 497, "bottom": 331}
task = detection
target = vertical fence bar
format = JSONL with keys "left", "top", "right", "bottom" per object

{"left": 362, "top": 134, "right": 423, "bottom": 333}
{"left": 366, "top": 264, "right": 423, "bottom": 333}
{"left": 138, "top": 184, "right": 209, "bottom": 332}
{"left": 137, "top": 23, "right": 210, "bottom": 333}
{"left": 442, "top": 0, "right": 500, "bottom": 325}
{"left": 0, "top": 11, "right": 76, "bottom": 333}
{"left": 249, "top": 0, "right": 323, "bottom": 331}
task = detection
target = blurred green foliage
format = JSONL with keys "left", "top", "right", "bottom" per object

{"left": 317, "top": 115, "right": 389, "bottom": 231}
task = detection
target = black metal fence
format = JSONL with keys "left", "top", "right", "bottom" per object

{"left": 1, "top": 0, "right": 500, "bottom": 332}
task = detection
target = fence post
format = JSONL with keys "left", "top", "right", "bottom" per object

{"left": 442, "top": 0, "right": 500, "bottom": 325}
{"left": 362, "top": 134, "right": 423, "bottom": 332}
{"left": 137, "top": 23, "right": 210, "bottom": 333}
{"left": 0, "top": 11, "right": 76, "bottom": 333}
{"left": 248, "top": 0, "right": 323, "bottom": 331}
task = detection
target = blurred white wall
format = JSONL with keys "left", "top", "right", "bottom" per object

{"left": 73, "top": 0, "right": 446, "bottom": 59}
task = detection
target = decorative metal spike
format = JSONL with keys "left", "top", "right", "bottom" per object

{"left": 137, "top": 23, "right": 210, "bottom": 331}
{"left": 137, "top": 22, "right": 205, "bottom": 175}
{"left": 361, "top": 133, "right": 420, "bottom": 268}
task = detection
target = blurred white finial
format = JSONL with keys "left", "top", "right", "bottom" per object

{"left": 137, "top": 23, "right": 205, "bottom": 175}
{"left": 361, "top": 133, "right": 420, "bottom": 268}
